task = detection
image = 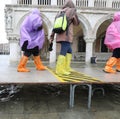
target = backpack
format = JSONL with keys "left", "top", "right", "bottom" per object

{"left": 53, "top": 11, "right": 68, "bottom": 34}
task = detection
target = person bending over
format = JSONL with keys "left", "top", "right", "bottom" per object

{"left": 17, "top": 8, "right": 46, "bottom": 72}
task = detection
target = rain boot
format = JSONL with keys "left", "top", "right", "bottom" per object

{"left": 116, "top": 58, "right": 120, "bottom": 72}
{"left": 34, "top": 56, "right": 46, "bottom": 70}
{"left": 66, "top": 53, "right": 74, "bottom": 72}
{"left": 56, "top": 55, "right": 70, "bottom": 75}
{"left": 103, "top": 57, "right": 117, "bottom": 73}
{"left": 17, "top": 55, "right": 30, "bottom": 72}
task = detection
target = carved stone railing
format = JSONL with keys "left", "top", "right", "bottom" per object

{"left": 12, "top": 0, "right": 120, "bottom": 9}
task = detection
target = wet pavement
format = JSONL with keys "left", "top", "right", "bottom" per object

{"left": 0, "top": 55, "right": 120, "bottom": 119}
{"left": 0, "top": 84, "right": 120, "bottom": 119}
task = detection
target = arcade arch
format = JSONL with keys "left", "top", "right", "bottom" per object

{"left": 93, "top": 15, "right": 113, "bottom": 61}
{"left": 94, "top": 19, "right": 112, "bottom": 53}
{"left": 71, "top": 14, "right": 92, "bottom": 61}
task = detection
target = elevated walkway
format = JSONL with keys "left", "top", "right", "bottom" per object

{"left": 1, "top": 55, "right": 120, "bottom": 109}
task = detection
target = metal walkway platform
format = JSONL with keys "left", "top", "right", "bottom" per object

{"left": 47, "top": 66, "right": 120, "bottom": 109}
{"left": 1, "top": 64, "right": 120, "bottom": 84}
{"left": 1, "top": 55, "right": 120, "bottom": 109}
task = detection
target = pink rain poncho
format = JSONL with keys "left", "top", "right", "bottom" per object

{"left": 20, "top": 8, "right": 45, "bottom": 50}
{"left": 104, "top": 12, "right": 120, "bottom": 50}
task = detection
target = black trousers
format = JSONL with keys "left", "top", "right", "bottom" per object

{"left": 22, "top": 41, "right": 39, "bottom": 57}
{"left": 112, "top": 48, "right": 120, "bottom": 58}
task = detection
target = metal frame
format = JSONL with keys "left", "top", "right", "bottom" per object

{"left": 69, "top": 84, "right": 105, "bottom": 109}
{"left": 69, "top": 84, "right": 92, "bottom": 110}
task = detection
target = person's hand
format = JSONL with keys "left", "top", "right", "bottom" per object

{"left": 48, "top": 42, "right": 53, "bottom": 51}
{"left": 49, "top": 39, "right": 53, "bottom": 44}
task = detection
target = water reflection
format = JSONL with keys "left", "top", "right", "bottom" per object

{"left": 0, "top": 85, "right": 23, "bottom": 102}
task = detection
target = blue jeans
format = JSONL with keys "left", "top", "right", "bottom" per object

{"left": 60, "top": 41, "right": 72, "bottom": 56}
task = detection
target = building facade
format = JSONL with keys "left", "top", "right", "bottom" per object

{"left": 5, "top": 0, "right": 120, "bottom": 63}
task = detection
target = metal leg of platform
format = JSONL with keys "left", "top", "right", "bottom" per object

{"left": 69, "top": 84, "right": 92, "bottom": 109}
{"left": 92, "top": 87, "right": 105, "bottom": 96}
{"left": 69, "top": 84, "right": 77, "bottom": 108}
{"left": 86, "top": 84, "right": 92, "bottom": 109}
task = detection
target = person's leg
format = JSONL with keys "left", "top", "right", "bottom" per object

{"left": 17, "top": 50, "right": 31, "bottom": 72}
{"left": 115, "top": 48, "right": 120, "bottom": 71}
{"left": 103, "top": 48, "right": 118, "bottom": 73}
{"left": 60, "top": 41, "right": 68, "bottom": 56}
{"left": 56, "top": 42, "right": 70, "bottom": 75}
{"left": 65, "top": 43, "right": 73, "bottom": 72}
{"left": 32, "top": 47, "right": 46, "bottom": 70}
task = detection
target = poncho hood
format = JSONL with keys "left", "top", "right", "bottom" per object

{"left": 62, "top": 0, "right": 75, "bottom": 9}
{"left": 113, "top": 12, "right": 120, "bottom": 22}
{"left": 20, "top": 8, "right": 45, "bottom": 50}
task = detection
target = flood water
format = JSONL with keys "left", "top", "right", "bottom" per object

{"left": 0, "top": 55, "right": 120, "bottom": 119}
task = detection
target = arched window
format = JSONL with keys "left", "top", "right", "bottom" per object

{"left": 101, "top": 36, "right": 108, "bottom": 52}
{"left": 95, "top": 35, "right": 109, "bottom": 53}
{"left": 78, "top": 36, "right": 86, "bottom": 52}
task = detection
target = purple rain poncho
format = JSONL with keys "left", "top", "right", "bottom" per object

{"left": 20, "top": 8, "right": 45, "bottom": 50}
{"left": 104, "top": 12, "right": 120, "bottom": 50}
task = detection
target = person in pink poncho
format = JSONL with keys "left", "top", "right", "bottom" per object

{"left": 17, "top": 8, "right": 46, "bottom": 72}
{"left": 103, "top": 12, "right": 120, "bottom": 73}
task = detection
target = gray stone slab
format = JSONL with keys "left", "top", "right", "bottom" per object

{"left": 75, "top": 66, "right": 120, "bottom": 83}
{"left": 1, "top": 64, "right": 120, "bottom": 84}
{"left": 0, "top": 66, "right": 59, "bottom": 84}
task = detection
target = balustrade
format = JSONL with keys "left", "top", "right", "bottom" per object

{"left": 112, "top": 1, "right": 120, "bottom": 9}
{"left": 17, "top": 0, "right": 32, "bottom": 5}
{"left": 76, "top": 0, "right": 88, "bottom": 7}
{"left": 14, "top": 0, "right": 120, "bottom": 9}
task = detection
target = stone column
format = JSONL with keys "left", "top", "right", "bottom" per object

{"left": 11, "top": 0, "right": 17, "bottom": 4}
{"left": 72, "top": 0, "right": 76, "bottom": 5}
{"left": 84, "top": 38, "right": 94, "bottom": 64}
{"left": 51, "top": 0, "right": 57, "bottom": 5}
{"left": 32, "top": 0, "right": 38, "bottom": 5}
{"left": 88, "top": 0, "right": 94, "bottom": 7}
{"left": 49, "top": 41, "right": 56, "bottom": 64}
{"left": 106, "top": 0, "right": 112, "bottom": 8}
{"left": 49, "top": 37, "right": 56, "bottom": 64}
{"left": 48, "top": 28, "right": 56, "bottom": 64}
{"left": 9, "top": 36, "right": 21, "bottom": 63}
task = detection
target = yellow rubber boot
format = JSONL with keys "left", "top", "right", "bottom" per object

{"left": 103, "top": 57, "right": 117, "bottom": 73}
{"left": 66, "top": 53, "right": 74, "bottom": 72}
{"left": 116, "top": 58, "right": 120, "bottom": 72}
{"left": 34, "top": 56, "right": 46, "bottom": 70}
{"left": 17, "top": 56, "right": 30, "bottom": 72}
{"left": 56, "top": 55, "right": 70, "bottom": 75}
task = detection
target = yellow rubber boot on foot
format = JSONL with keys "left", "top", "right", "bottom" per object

{"left": 17, "top": 56, "right": 30, "bottom": 72}
{"left": 34, "top": 56, "right": 46, "bottom": 70}
{"left": 66, "top": 53, "right": 74, "bottom": 72}
{"left": 56, "top": 55, "right": 70, "bottom": 75}
{"left": 103, "top": 57, "right": 117, "bottom": 73}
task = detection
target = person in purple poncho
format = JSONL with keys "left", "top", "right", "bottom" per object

{"left": 17, "top": 8, "right": 46, "bottom": 72}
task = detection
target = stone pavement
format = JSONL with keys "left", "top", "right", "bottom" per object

{"left": 0, "top": 55, "right": 120, "bottom": 119}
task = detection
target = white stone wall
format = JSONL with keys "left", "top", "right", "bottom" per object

{"left": 5, "top": 1, "right": 119, "bottom": 63}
